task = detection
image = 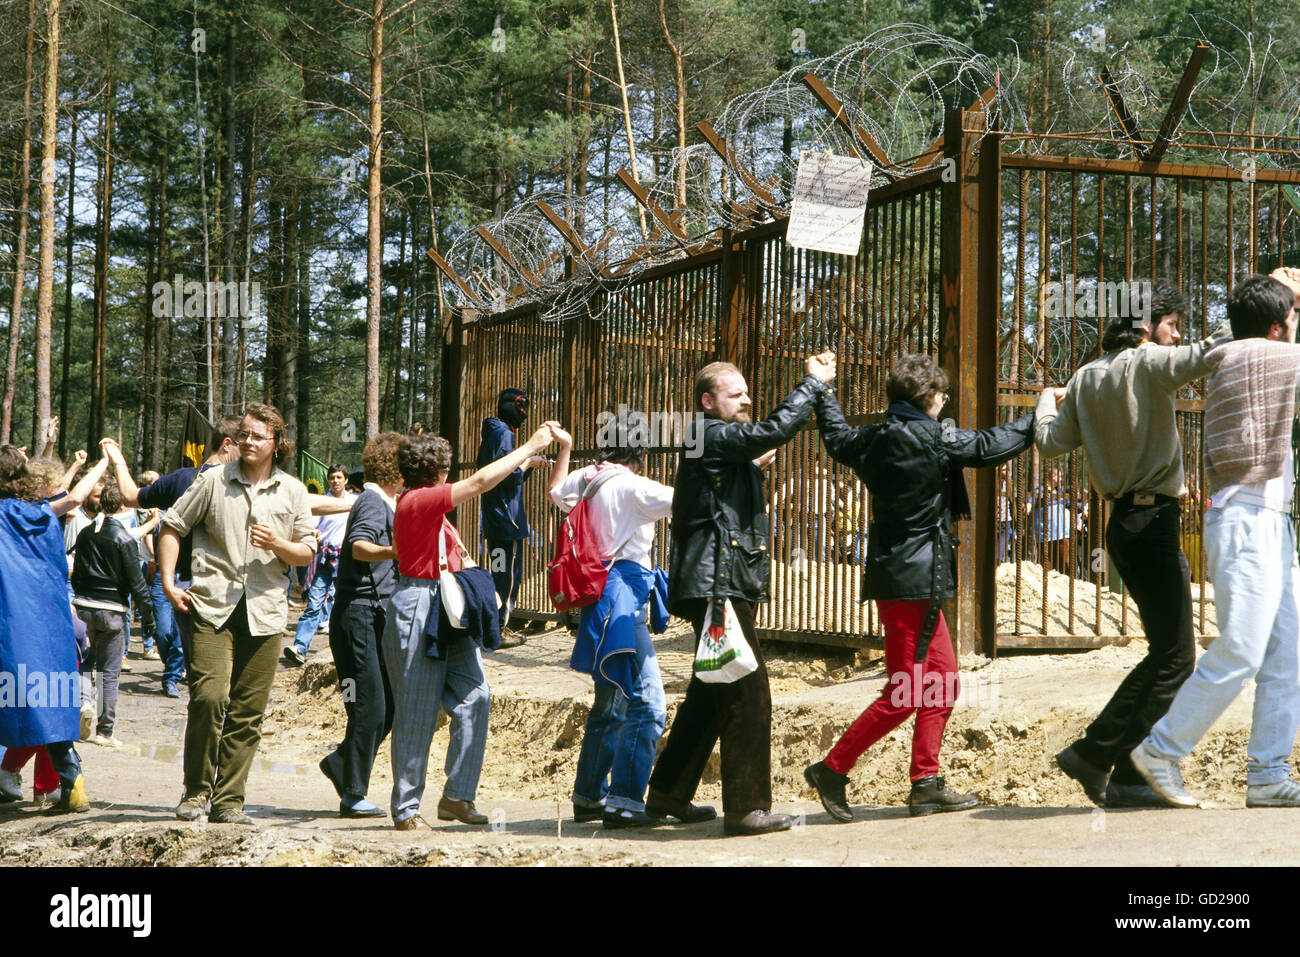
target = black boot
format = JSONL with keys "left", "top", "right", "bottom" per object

{"left": 908, "top": 776, "right": 978, "bottom": 817}
{"left": 804, "top": 761, "right": 853, "bottom": 823}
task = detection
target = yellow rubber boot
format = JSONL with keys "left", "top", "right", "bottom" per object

{"left": 52, "top": 774, "right": 90, "bottom": 814}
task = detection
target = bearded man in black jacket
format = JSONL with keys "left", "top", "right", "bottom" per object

{"left": 646, "top": 351, "right": 836, "bottom": 836}
{"left": 803, "top": 354, "right": 1036, "bottom": 822}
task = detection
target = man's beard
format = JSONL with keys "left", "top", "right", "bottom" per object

{"left": 721, "top": 409, "right": 752, "bottom": 424}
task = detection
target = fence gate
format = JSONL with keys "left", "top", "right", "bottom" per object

{"left": 443, "top": 109, "right": 1300, "bottom": 657}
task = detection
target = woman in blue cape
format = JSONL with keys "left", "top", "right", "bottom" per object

{"left": 0, "top": 443, "right": 109, "bottom": 813}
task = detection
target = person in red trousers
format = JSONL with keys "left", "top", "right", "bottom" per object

{"left": 803, "top": 354, "right": 1036, "bottom": 821}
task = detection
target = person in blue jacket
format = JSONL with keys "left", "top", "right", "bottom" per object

{"left": 476, "top": 388, "right": 548, "bottom": 647}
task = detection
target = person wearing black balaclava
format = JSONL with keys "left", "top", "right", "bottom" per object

{"left": 476, "top": 388, "right": 547, "bottom": 647}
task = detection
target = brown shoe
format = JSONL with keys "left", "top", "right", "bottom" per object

{"left": 394, "top": 813, "right": 432, "bottom": 831}
{"left": 496, "top": 630, "right": 527, "bottom": 649}
{"left": 437, "top": 796, "right": 488, "bottom": 825}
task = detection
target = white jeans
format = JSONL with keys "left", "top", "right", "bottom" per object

{"left": 1145, "top": 501, "right": 1300, "bottom": 787}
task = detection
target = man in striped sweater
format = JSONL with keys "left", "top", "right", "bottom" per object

{"left": 1132, "top": 271, "right": 1300, "bottom": 808}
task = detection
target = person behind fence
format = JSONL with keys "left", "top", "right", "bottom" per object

{"left": 477, "top": 388, "right": 549, "bottom": 647}
{"left": 159, "top": 404, "right": 317, "bottom": 825}
{"left": 1131, "top": 271, "right": 1300, "bottom": 809}
{"left": 547, "top": 416, "right": 675, "bottom": 829}
{"left": 105, "top": 420, "right": 241, "bottom": 679}
{"left": 283, "top": 464, "right": 354, "bottom": 667}
{"left": 646, "top": 352, "right": 836, "bottom": 837}
{"left": 1036, "top": 280, "right": 1232, "bottom": 808}
{"left": 0, "top": 444, "right": 116, "bottom": 814}
{"left": 70, "top": 477, "right": 156, "bottom": 749}
{"left": 802, "top": 354, "right": 1035, "bottom": 822}
{"left": 385, "top": 423, "right": 559, "bottom": 831}
{"left": 318, "top": 433, "right": 404, "bottom": 818}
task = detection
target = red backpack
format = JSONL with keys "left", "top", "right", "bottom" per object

{"left": 547, "top": 469, "right": 624, "bottom": 611}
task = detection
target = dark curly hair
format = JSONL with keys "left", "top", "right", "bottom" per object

{"left": 0, "top": 445, "right": 41, "bottom": 502}
{"left": 1101, "top": 280, "right": 1187, "bottom": 352}
{"left": 398, "top": 433, "right": 452, "bottom": 489}
{"left": 362, "top": 431, "right": 405, "bottom": 487}
{"left": 886, "top": 354, "right": 949, "bottom": 411}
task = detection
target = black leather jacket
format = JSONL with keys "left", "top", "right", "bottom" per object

{"left": 816, "top": 392, "right": 1033, "bottom": 601}
{"left": 70, "top": 517, "right": 155, "bottom": 628}
{"left": 667, "top": 373, "right": 831, "bottom": 614}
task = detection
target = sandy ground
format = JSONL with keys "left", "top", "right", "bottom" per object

{"left": 2, "top": 608, "right": 1295, "bottom": 867}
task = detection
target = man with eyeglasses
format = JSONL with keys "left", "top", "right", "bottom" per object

{"left": 156, "top": 404, "right": 317, "bottom": 824}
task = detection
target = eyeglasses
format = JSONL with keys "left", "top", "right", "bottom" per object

{"left": 236, "top": 430, "right": 273, "bottom": 444}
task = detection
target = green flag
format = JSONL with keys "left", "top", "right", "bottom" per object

{"left": 300, "top": 450, "right": 328, "bottom": 495}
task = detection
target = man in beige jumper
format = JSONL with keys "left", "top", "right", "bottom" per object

{"left": 1132, "top": 272, "right": 1300, "bottom": 808}
{"left": 1036, "top": 282, "right": 1229, "bottom": 807}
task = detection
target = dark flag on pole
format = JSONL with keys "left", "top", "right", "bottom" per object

{"left": 171, "top": 403, "right": 214, "bottom": 472}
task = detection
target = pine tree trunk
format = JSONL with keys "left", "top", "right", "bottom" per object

{"left": 364, "top": 0, "right": 384, "bottom": 440}
{"left": 0, "top": 0, "right": 36, "bottom": 445}
{"left": 150, "top": 147, "right": 169, "bottom": 464}
{"left": 89, "top": 71, "right": 115, "bottom": 452}
{"left": 221, "top": 15, "right": 237, "bottom": 415}
{"left": 58, "top": 112, "right": 76, "bottom": 460}
{"left": 32, "top": 0, "right": 61, "bottom": 441}
{"left": 295, "top": 197, "right": 310, "bottom": 456}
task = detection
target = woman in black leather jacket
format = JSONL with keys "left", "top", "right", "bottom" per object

{"left": 803, "top": 354, "right": 1035, "bottom": 822}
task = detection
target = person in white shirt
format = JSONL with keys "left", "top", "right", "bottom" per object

{"left": 548, "top": 414, "right": 677, "bottom": 829}
{"left": 284, "top": 465, "right": 355, "bottom": 665}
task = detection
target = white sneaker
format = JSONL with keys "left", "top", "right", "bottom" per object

{"left": 0, "top": 768, "right": 21, "bottom": 801}
{"left": 89, "top": 733, "right": 123, "bottom": 749}
{"left": 1130, "top": 740, "right": 1200, "bottom": 808}
{"left": 1246, "top": 779, "right": 1300, "bottom": 807}
{"left": 79, "top": 704, "right": 95, "bottom": 741}
{"left": 143, "top": 648, "right": 160, "bottom": 661}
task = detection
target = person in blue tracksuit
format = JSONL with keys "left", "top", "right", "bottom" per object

{"left": 476, "top": 388, "right": 548, "bottom": 647}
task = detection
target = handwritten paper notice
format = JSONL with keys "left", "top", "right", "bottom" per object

{"left": 785, "top": 151, "right": 873, "bottom": 256}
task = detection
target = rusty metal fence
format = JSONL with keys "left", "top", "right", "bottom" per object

{"left": 441, "top": 111, "right": 1300, "bottom": 656}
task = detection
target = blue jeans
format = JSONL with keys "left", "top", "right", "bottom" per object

{"left": 572, "top": 617, "right": 666, "bottom": 813}
{"left": 1146, "top": 502, "right": 1300, "bottom": 787}
{"left": 150, "top": 571, "right": 186, "bottom": 686}
{"left": 292, "top": 559, "right": 336, "bottom": 655}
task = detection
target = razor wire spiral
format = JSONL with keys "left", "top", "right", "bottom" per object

{"left": 439, "top": 19, "right": 1300, "bottom": 322}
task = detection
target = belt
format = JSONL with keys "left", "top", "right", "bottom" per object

{"left": 1112, "top": 491, "right": 1180, "bottom": 508}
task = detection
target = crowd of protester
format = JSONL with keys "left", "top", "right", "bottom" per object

{"left": 4, "top": 269, "right": 1300, "bottom": 830}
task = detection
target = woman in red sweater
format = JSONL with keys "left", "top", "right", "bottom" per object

{"left": 385, "top": 422, "right": 559, "bottom": 831}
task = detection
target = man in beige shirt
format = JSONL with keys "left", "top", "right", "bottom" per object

{"left": 1036, "top": 281, "right": 1229, "bottom": 808}
{"left": 159, "top": 403, "right": 315, "bottom": 824}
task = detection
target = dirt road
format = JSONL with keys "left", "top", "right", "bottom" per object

{"left": 2, "top": 618, "right": 1294, "bottom": 866}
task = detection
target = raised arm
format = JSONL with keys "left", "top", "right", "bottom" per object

{"left": 50, "top": 455, "right": 111, "bottom": 518}
{"left": 59, "top": 449, "right": 87, "bottom": 495}
{"left": 449, "top": 423, "right": 557, "bottom": 509}
{"left": 814, "top": 388, "right": 870, "bottom": 468}
{"left": 547, "top": 426, "right": 574, "bottom": 505}
{"left": 100, "top": 438, "right": 142, "bottom": 507}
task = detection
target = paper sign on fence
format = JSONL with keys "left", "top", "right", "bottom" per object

{"left": 785, "top": 151, "right": 873, "bottom": 256}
